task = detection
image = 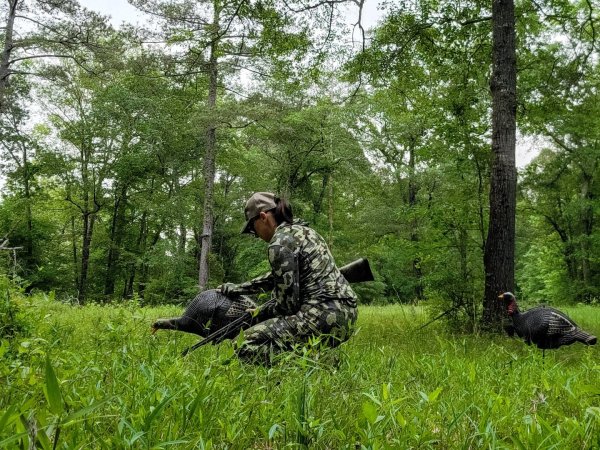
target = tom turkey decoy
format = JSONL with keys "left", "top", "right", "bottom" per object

{"left": 152, "top": 289, "right": 257, "bottom": 338}
{"left": 499, "top": 292, "right": 597, "bottom": 355}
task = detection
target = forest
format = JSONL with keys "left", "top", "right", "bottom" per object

{"left": 0, "top": 0, "right": 599, "bottom": 325}
{"left": 2, "top": 0, "right": 600, "bottom": 448}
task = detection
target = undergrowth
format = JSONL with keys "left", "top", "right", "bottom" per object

{"left": 1, "top": 294, "right": 599, "bottom": 449}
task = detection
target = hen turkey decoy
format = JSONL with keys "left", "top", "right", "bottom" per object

{"left": 499, "top": 292, "right": 597, "bottom": 355}
{"left": 152, "top": 289, "right": 256, "bottom": 338}
{"left": 152, "top": 258, "right": 374, "bottom": 341}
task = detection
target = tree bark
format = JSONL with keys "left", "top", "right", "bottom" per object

{"left": 0, "top": 0, "right": 18, "bottom": 113}
{"left": 482, "top": 0, "right": 517, "bottom": 329}
{"left": 198, "top": 3, "right": 220, "bottom": 291}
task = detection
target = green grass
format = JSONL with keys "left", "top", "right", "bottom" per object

{"left": 1, "top": 296, "right": 600, "bottom": 449}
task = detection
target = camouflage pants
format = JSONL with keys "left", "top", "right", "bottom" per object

{"left": 236, "top": 300, "right": 357, "bottom": 364}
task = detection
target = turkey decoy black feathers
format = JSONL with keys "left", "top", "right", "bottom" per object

{"left": 499, "top": 292, "right": 597, "bottom": 354}
{"left": 152, "top": 289, "right": 256, "bottom": 338}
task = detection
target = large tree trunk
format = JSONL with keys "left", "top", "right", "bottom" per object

{"left": 482, "top": 0, "right": 517, "bottom": 329}
{"left": 198, "top": 3, "right": 220, "bottom": 291}
{"left": 0, "top": 0, "right": 18, "bottom": 113}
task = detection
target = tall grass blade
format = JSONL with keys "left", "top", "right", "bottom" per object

{"left": 44, "top": 358, "right": 63, "bottom": 416}
{"left": 0, "top": 431, "right": 28, "bottom": 447}
{"left": 144, "top": 393, "right": 176, "bottom": 431}
{"left": 0, "top": 405, "right": 17, "bottom": 432}
{"left": 62, "top": 398, "right": 112, "bottom": 426}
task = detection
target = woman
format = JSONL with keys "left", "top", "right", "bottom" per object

{"left": 223, "top": 192, "right": 357, "bottom": 363}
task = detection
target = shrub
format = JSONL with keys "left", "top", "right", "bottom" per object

{"left": 0, "top": 275, "right": 29, "bottom": 339}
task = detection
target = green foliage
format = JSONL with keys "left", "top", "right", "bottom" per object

{"left": 2, "top": 0, "right": 600, "bottom": 334}
{"left": 0, "top": 277, "right": 30, "bottom": 340}
{"left": 1, "top": 297, "right": 599, "bottom": 447}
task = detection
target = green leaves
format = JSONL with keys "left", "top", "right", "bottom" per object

{"left": 361, "top": 401, "right": 378, "bottom": 424}
{"left": 44, "top": 357, "right": 64, "bottom": 416}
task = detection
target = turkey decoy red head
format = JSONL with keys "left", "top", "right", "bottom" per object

{"left": 498, "top": 292, "right": 519, "bottom": 315}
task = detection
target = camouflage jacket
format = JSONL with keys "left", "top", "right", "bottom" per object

{"left": 238, "top": 222, "right": 357, "bottom": 316}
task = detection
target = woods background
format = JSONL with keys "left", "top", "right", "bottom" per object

{"left": 1, "top": 0, "right": 598, "bottom": 328}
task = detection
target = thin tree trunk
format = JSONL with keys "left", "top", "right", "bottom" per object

{"left": 198, "top": 3, "right": 220, "bottom": 291}
{"left": 482, "top": 0, "right": 517, "bottom": 329}
{"left": 543, "top": 203, "right": 578, "bottom": 281}
{"left": 328, "top": 173, "right": 334, "bottom": 248}
{"left": 78, "top": 212, "right": 95, "bottom": 304}
{"left": 22, "top": 144, "right": 33, "bottom": 266}
{"left": 139, "top": 225, "right": 161, "bottom": 299}
{"left": 564, "top": 243, "right": 578, "bottom": 281}
{"left": 104, "top": 184, "right": 127, "bottom": 298}
{"left": 0, "top": 0, "right": 18, "bottom": 113}
{"left": 123, "top": 265, "right": 135, "bottom": 299}
{"left": 408, "top": 144, "right": 423, "bottom": 300}
{"left": 71, "top": 215, "right": 79, "bottom": 290}
{"left": 123, "top": 210, "right": 147, "bottom": 299}
{"left": 178, "top": 222, "right": 186, "bottom": 254}
{"left": 126, "top": 178, "right": 156, "bottom": 299}
{"left": 76, "top": 147, "right": 100, "bottom": 304}
{"left": 458, "top": 226, "right": 469, "bottom": 283}
{"left": 579, "top": 173, "right": 594, "bottom": 294}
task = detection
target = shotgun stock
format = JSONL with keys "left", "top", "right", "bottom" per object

{"left": 339, "top": 258, "right": 374, "bottom": 284}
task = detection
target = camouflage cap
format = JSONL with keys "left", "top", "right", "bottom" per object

{"left": 241, "top": 192, "right": 277, "bottom": 234}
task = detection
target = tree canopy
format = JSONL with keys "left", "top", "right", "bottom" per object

{"left": 1, "top": 0, "right": 599, "bottom": 330}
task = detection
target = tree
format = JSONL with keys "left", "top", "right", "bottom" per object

{"left": 519, "top": 64, "right": 600, "bottom": 300}
{"left": 481, "top": 0, "right": 517, "bottom": 329}
{"left": 0, "top": 75, "right": 37, "bottom": 274}
{"left": 515, "top": 0, "right": 600, "bottom": 302}
{"left": 345, "top": 0, "right": 493, "bottom": 309}
{"left": 0, "top": 0, "right": 110, "bottom": 113}
{"left": 129, "top": 0, "right": 320, "bottom": 290}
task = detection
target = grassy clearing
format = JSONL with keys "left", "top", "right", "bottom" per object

{"left": 1, "top": 296, "right": 600, "bottom": 449}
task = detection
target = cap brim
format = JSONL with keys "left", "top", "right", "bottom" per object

{"left": 241, "top": 219, "right": 254, "bottom": 234}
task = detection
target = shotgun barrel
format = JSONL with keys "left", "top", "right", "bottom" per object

{"left": 339, "top": 258, "right": 374, "bottom": 284}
